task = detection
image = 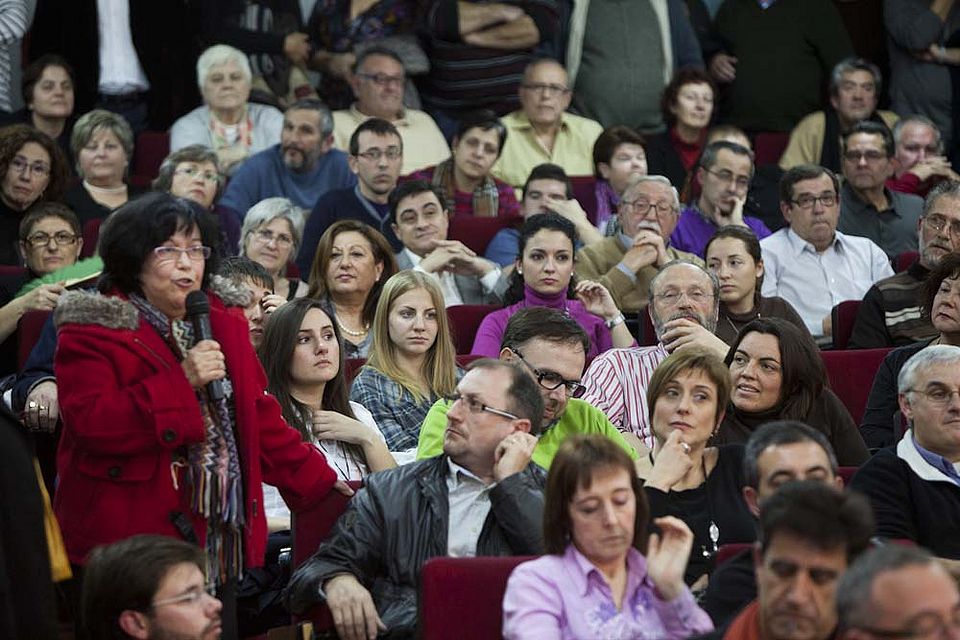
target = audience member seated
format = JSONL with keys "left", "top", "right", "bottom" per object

{"left": 217, "top": 256, "right": 279, "bottom": 349}
{"left": 578, "top": 176, "right": 703, "bottom": 314}
{"left": 580, "top": 261, "right": 728, "bottom": 448}
{"left": 888, "top": 115, "right": 959, "bottom": 197}
{"left": 297, "top": 118, "right": 405, "bottom": 272}
{"left": 779, "top": 57, "right": 899, "bottom": 172}
{"left": 151, "top": 145, "right": 239, "bottom": 256}
{"left": 590, "top": 125, "right": 648, "bottom": 235}
{"left": 641, "top": 349, "right": 756, "bottom": 590}
{"left": 701, "top": 421, "right": 844, "bottom": 629}
{"left": 331, "top": 47, "right": 449, "bottom": 175}
{"left": 258, "top": 298, "right": 396, "bottom": 528}
{"left": 716, "top": 318, "right": 869, "bottom": 466}
{"left": 0, "top": 125, "right": 69, "bottom": 265}
{"left": 761, "top": 165, "right": 893, "bottom": 340}
{"left": 350, "top": 271, "right": 459, "bottom": 451}
{"left": 486, "top": 163, "right": 601, "bottom": 267}
{"left": 405, "top": 110, "right": 519, "bottom": 219}
{"left": 695, "top": 481, "right": 873, "bottom": 640}
{"left": 305, "top": 220, "right": 398, "bottom": 358}
{"left": 491, "top": 58, "right": 602, "bottom": 190}
{"left": 391, "top": 181, "right": 506, "bottom": 306}
{"left": 65, "top": 109, "right": 140, "bottom": 227}
{"left": 838, "top": 121, "right": 923, "bottom": 259}
{"left": 170, "top": 44, "right": 284, "bottom": 176}
{"left": 286, "top": 359, "right": 546, "bottom": 638}
{"left": 705, "top": 226, "right": 809, "bottom": 345}
{"left": 836, "top": 545, "right": 960, "bottom": 640}
{"left": 851, "top": 345, "right": 960, "bottom": 565}
{"left": 472, "top": 213, "right": 632, "bottom": 359}
{"left": 53, "top": 194, "right": 338, "bottom": 628}
{"left": 82, "top": 535, "right": 223, "bottom": 640}
{"left": 418, "top": 307, "right": 639, "bottom": 466}
{"left": 503, "top": 435, "right": 713, "bottom": 639}
{"left": 0, "top": 55, "right": 76, "bottom": 165}
{"left": 646, "top": 68, "right": 716, "bottom": 190}
{"left": 219, "top": 99, "right": 356, "bottom": 219}
{"left": 849, "top": 180, "right": 960, "bottom": 348}
{"left": 861, "top": 253, "right": 960, "bottom": 449}
{"left": 240, "top": 198, "right": 307, "bottom": 301}
{"left": 671, "top": 141, "right": 771, "bottom": 258}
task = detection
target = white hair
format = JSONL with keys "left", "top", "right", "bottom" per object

{"left": 240, "top": 197, "right": 306, "bottom": 255}
{"left": 897, "top": 344, "right": 960, "bottom": 395}
{"left": 622, "top": 174, "right": 680, "bottom": 211}
{"left": 196, "top": 44, "right": 252, "bottom": 91}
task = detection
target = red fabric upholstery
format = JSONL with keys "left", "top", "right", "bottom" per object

{"left": 81, "top": 218, "right": 102, "bottom": 258}
{"left": 716, "top": 543, "right": 752, "bottom": 566}
{"left": 838, "top": 466, "right": 858, "bottom": 487}
{"left": 752, "top": 132, "right": 790, "bottom": 166}
{"left": 17, "top": 309, "right": 52, "bottom": 370}
{"left": 291, "top": 479, "right": 362, "bottom": 569}
{"left": 448, "top": 214, "right": 518, "bottom": 255}
{"left": 285, "top": 262, "right": 301, "bottom": 279}
{"left": 0, "top": 265, "right": 26, "bottom": 278}
{"left": 638, "top": 309, "right": 657, "bottom": 346}
{"left": 446, "top": 304, "right": 497, "bottom": 354}
{"left": 132, "top": 130, "right": 170, "bottom": 183}
{"left": 830, "top": 300, "right": 862, "bottom": 350}
{"left": 569, "top": 175, "right": 599, "bottom": 225}
{"left": 419, "top": 556, "right": 536, "bottom": 640}
{"left": 820, "top": 348, "right": 891, "bottom": 424}
{"left": 896, "top": 251, "right": 919, "bottom": 272}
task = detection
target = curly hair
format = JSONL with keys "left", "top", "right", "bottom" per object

{"left": 0, "top": 124, "right": 70, "bottom": 203}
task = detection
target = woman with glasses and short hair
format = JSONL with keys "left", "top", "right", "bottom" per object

{"left": 240, "top": 197, "right": 308, "bottom": 301}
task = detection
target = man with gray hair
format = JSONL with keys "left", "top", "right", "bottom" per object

{"left": 220, "top": 99, "right": 356, "bottom": 220}
{"left": 851, "top": 344, "right": 960, "bottom": 568}
{"left": 888, "top": 115, "right": 960, "bottom": 198}
{"left": 835, "top": 545, "right": 960, "bottom": 639}
{"left": 577, "top": 175, "right": 703, "bottom": 314}
{"left": 850, "top": 180, "right": 960, "bottom": 348}
{"left": 579, "top": 260, "right": 727, "bottom": 450}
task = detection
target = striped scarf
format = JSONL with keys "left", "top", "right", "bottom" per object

{"left": 130, "top": 294, "right": 245, "bottom": 584}
{"left": 430, "top": 158, "right": 500, "bottom": 218}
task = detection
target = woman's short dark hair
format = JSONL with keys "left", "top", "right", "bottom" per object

{"left": 504, "top": 212, "right": 578, "bottom": 304}
{"left": 704, "top": 225, "right": 765, "bottom": 303}
{"left": 22, "top": 54, "right": 75, "bottom": 107}
{"left": 18, "top": 201, "right": 81, "bottom": 240}
{"left": 725, "top": 318, "right": 827, "bottom": 420}
{"left": 921, "top": 252, "right": 960, "bottom": 319}
{"left": 98, "top": 192, "right": 222, "bottom": 295}
{"left": 454, "top": 110, "right": 507, "bottom": 157}
{"left": 0, "top": 124, "right": 70, "bottom": 202}
{"left": 646, "top": 348, "right": 730, "bottom": 428}
{"left": 593, "top": 125, "right": 646, "bottom": 178}
{"left": 543, "top": 434, "right": 649, "bottom": 555}
{"left": 660, "top": 68, "right": 716, "bottom": 127}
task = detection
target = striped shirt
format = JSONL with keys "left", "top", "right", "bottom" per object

{"left": 580, "top": 343, "right": 669, "bottom": 447}
{"left": 0, "top": 1, "right": 29, "bottom": 113}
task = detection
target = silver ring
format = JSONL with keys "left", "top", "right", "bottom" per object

{"left": 28, "top": 401, "right": 38, "bottom": 409}
{"left": 680, "top": 442, "right": 691, "bottom": 454}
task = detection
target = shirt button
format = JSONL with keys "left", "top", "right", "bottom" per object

{"left": 107, "top": 466, "right": 121, "bottom": 478}
{"left": 162, "top": 429, "right": 177, "bottom": 443}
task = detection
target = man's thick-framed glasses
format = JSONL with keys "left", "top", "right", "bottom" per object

{"left": 790, "top": 193, "right": 837, "bottom": 209}
{"left": 923, "top": 214, "right": 960, "bottom": 238}
{"left": 510, "top": 348, "right": 585, "bottom": 397}
{"left": 355, "top": 147, "right": 402, "bottom": 161}
{"left": 619, "top": 198, "right": 675, "bottom": 218}
{"left": 850, "top": 606, "right": 960, "bottom": 639}
{"left": 520, "top": 82, "right": 570, "bottom": 97}
{"left": 356, "top": 72, "right": 405, "bottom": 87}
{"left": 906, "top": 386, "right": 960, "bottom": 408}
{"left": 443, "top": 393, "right": 520, "bottom": 420}
{"left": 843, "top": 149, "right": 888, "bottom": 163}
{"left": 153, "top": 245, "right": 211, "bottom": 263}
{"left": 704, "top": 168, "right": 751, "bottom": 190}
{"left": 25, "top": 231, "right": 78, "bottom": 247}
{"left": 151, "top": 583, "right": 217, "bottom": 610}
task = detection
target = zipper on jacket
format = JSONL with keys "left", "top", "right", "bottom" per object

{"left": 133, "top": 337, "right": 173, "bottom": 369}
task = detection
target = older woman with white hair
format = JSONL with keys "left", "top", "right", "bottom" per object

{"left": 241, "top": 197, "right": 307, "bottom": 300}
{"left": 170, "top": 44, "right": 284, "bottom": 175}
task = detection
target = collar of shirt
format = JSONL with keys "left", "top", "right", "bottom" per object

{"left": 511, "top": 110, "right": 570, "bottom": 133}
{"left": 447, "top": 457, "right": 494, "bottom": 489}
{"left": 618, "top": 232, "right": 634, "bottom": 251}
{"left": 565, "top": 543, "right": 649, "bottom": 598}
{"left": 784, "top": 226, "right": 843, "bottom": 257}
{"left": 843, "top": 182, "right": 898, "bottom": 216}
{"left": 349, "top": 102, "right": 408, "bottom": 127}
{"left": 912, "top": 433, "right": 960, "bottom": 486}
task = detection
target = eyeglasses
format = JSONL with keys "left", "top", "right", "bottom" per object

{"left": 444, "top": 393, "right": 520, "bottom": 421}
{"left": 152, "top": 245, "right": 211, "bottom": 262}
{"left": 923, "top": 215, "right": 960, "bottom": 238}
{"left": 151, "top": 583, "right": 217, "bottom": 609}
{"left": 789, "top": 193, "right": 838, "bottom": 209}
{"left": 174, "top": 166, "right": 221, "bottom": 183}
{"left": 852, "top": 607, "right": 960, "bottom": 639}
{"left": 252, "top": 228, "right": 294, "bottom": 247}
{"left": 356, "top": 72, "right": 405, "bottom": 87}
{"left": 704, "top": 168, "right": 751, "bottom": 190}
{"left": 620, "top": 198, "right": 676, "bottom": 217}
{"left": 510, "top": 348, "right": 585, "bottom": 397}
{"left": 355, "top": 147, "right": 402, "bottom": 161}
{"left": 10, "top": 157, "right": 51, "bottom": 178}
{"left": 902, "top": 143, "right": 941, "bottom": 155}
{"left": 520, "top": 82, "right": 570, "bottom": 97}
{"left": 843, "top": 149, "right": 888, "bottom": 163}
{"left": 25, "top": 231, "right": 78, "bottom": 247}
{"left": 654, "top": 289, "right": 714, "bottom": 305}
{"left": 906, "top": 387, "right": 960, "bottom": 407}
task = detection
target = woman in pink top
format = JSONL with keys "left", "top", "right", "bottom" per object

{"left": 502, "top": 435, "right": 713, "bottom": 640}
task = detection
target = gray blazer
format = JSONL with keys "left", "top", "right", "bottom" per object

{"left": 395, "top": 250, "right": 508, "bottom": 305}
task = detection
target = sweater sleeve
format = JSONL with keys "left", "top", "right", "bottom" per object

{"left": 884, "top": 0, "right": 948, "bottom": 50}
{"left": 667, "top": 0, "right": 704, "bottom": 70}
{"left": 849, "top": 451, "right": 918, "bottom": 541}
{"left": 0, "top": 0, "right": 28, "bottom": 45}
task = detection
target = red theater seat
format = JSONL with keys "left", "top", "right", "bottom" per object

{"left": 838, "top": 466, "right": 858, "bottom": 486}
{"left": 133, "top": 130, "right": 170, "bottom": 182}
{"left": 17, "top": 309, "right": 52, "bottom": 370}
{"left": 569, "top": 175, "right": 599, "bottom": 225}
{"left": 81, "top": 218, "right": 102, "bottom": 258}
{"left": 820, "top": 348, "right": 891, "bottom": 424}
{"left": 896, "top": 251, "right": 919, "bottom": 272}
{"left": 716, "top": 543, "right": 752, "bottom": 566}
{"left": 448, "top": 215, "right": 517, "bottom": 255}
{"left": 830, "top": 300, "right": 862, "bottom": 350}
{"left": 752, "top": 132, "right": 790, "bottom": 166}
{"left": 446, "top": 304, "right": 497, "bottom": 354}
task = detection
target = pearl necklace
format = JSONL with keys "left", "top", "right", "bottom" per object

{"left": 335, "top": 315, "right": 368, "bottom": 337}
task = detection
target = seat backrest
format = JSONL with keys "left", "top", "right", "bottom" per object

{"left": 81, "top": 218, "right": 103, "bottom": 258}
{"left": 132, "top": 130, "right": 170, "bottom": 182}
{"left": 752, "top": 132, "right": 790, "bottom": 166}
{"left": 0, "top": 265, "right": 26, "bottom": 279}
{"left": 820, "top": 348, "right": 891, "bottom": 424}
{"left": 896, "top": 251, "right": 919, "bottom": 272}
{"left": 419, "top": 556, "right": 535, "bottom": 640}
{"left": 446, "top": 304, "right": 497, "bottom": 354}
{"left": 291, "top": 479, "right": 362, "bottom": 570}
{"left": 830, "top": 299, "right": 862, "bottom": 350}
{"left": 838, "top": 466, "right": 858, "bottom": 487}
{"left": 17, "top": 309, "right": 53, "bottom": 370}
{"left": 716, "top": 542, "right": 752, "bottom": 566}
{"left": 345, "top": 358, "right": 366, "bottom": 384}
{"left": 569, "top": 175, "right": 598, "bottom": 224}
{"left": 448, "top": 215, "right": 518, "bottom": 255}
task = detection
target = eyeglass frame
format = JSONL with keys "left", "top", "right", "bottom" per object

{"left": 703, "top": 167, "right": 751, "bottom": 190}
{"left": 173, "top": 165, "right": 222, "bottom": 183}
{"left": 152, "top": 245, "right": 212, "bottom": 263}
{"left": 509, "top": 347, "right": 586, "bottom": 397}
{"left": 619, "top": 198, "right": 677, "bottom": 218}
{"left": 9, "top": 156, "right": 51, "bottom": 178}
{"left": 789, "top": 193, "right": 838, "bottom": 209}
{"left": 356, "top": 72, "right": 406, "bottom": 87}
{"left": 922, "top": 214, "right": 960, "bottom": 239}
{"left": 842, "top": 149, "right": 889, "bottom": 163}
{"left": 653, "top": 288, "right": 715, "bottom": 305}
{"left": 24, "top": 231, "right": 79, "bottom": 248}
{"left": 443, "top": 392, "right": 521, "bottom": 421}
{"left": 904, "top": 386, "right": 960, "bottom": 408}
{"left": 251, "top": 228, "right": 294, "bottom": 247}
{"left": 150, "top": 583, "right": 218, "bottom": 610}
{"left": 847, "top": 605, "right": 960, "bottom": 639}
{"left": 354, "top": 147, "right": 402, "bottom": 162}
{"left": 520, "top": 82, "right": 571, "bottom": 97}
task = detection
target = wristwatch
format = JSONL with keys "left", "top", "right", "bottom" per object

{"left": 605, "top": 313, "right": 626, "bottom": 329}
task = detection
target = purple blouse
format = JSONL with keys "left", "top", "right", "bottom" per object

{"left": 470, "top": 285, "right": 613, "bottom": 360}
{"left": 669, "top": 206, "right": 772, "bottom": 258}
{"left": 502, "top": 545, "right": 714, "bottom": 640}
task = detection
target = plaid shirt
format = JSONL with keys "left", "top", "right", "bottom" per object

{"left": 349, "top": 366, "right": 439, "bottom": 451}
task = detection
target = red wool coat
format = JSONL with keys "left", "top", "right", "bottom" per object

{"left": 52, "top": 287, "right": 337, "bottom": 566}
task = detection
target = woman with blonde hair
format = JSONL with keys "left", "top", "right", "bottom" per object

{"left": 350, "top": 271, "right": 459, "bottom": 451}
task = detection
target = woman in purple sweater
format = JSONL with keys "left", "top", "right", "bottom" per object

{"left": 470, "top": 213, "right": 634, "bottom": 360}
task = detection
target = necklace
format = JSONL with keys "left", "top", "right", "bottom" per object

{"left": 701, "top": 453, "right": 720, "bottom": 559}
{"left": 334, "top": 314, "right": 368, "bottom": 337}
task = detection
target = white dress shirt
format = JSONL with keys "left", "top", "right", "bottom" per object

{"left": 96, "top": 0, "right": 149, "bottom": 93}
{"left": 445, "top": 458, "right": 494, "bottom": 558}
{"left": 403, "top": 248, "right": 501, "bottom": 307}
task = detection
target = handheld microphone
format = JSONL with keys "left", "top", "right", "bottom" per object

{"left": 185, "top": 291, "right": 224, "bottom": 401}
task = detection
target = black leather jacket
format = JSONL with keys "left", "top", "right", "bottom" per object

{"left": 286, "top": 455, "right": 545, "bottom": 637}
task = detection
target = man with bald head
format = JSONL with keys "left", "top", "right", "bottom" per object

{"left": 492, "top": 58, "right": 603, "bottom": 190}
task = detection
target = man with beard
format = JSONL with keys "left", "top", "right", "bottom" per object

{"left": 416, "top": 306, "right": 638, "bottom": 465}
{"left": 296, "top": 118, "right": 405, "bottom": 272}
{"left": 850, "top": 180, "right": 960, "bottom": 348}
{"left": 220, "top": 99, "right": 355, "bottom": 222}
{"left": 579, "top": 260, "right": 728, "bottom": 451}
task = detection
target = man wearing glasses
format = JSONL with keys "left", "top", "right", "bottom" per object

{"left": 491, "top": 58, "right": 603, "bottom": 190}
{"left": 578, "top": 175, "right": 702, "bottom": 314}
{"left": 671, "top": 140, "right": 771, "bottom": 258}
{"left": 838, "top": 121, "right": 923, "bottom": 259}
{"left": 760, "top": 165, "right": 892, "bottom": 340}
{"left": 850, "top": 180, "right": 960, "bottom": 349}
{"left": 288, "top": 359, "right": 546, "bottom": 640}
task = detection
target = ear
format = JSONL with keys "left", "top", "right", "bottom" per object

{"left": 513, "top": 418, "right": 532, "bottom": 434}
{"left": 780, "top": 201, "right": 794, "bottom": 226}
{"left": 17, "top": 241, "right": 28, "bottom": 263}
{"left": 347, "top": 154, "right": 360, "bottom": 175}
{"left": 754, "top": 257, "right": 765, "bottom": 280}
{"left": 321, "top": 134, "right": 335, "bottom": 154}
{"left": 743, "top": 486, "right": 761, "bottom": 517}
{"left": 898, "top": 392, "right": 914, "bottom": 423}
{"left": 696, "top": 166, "right": 707, "bottom": 184}
{"left": 514, "top": 257, "right": 522, "bottom": 275}
{"left": 829, "top": 93, "right": 840, "bottom": 112}
{"left": 390, "top": 222, "right": 400, "bottom": 238}
{"left": 118, "top": 610, "right": 150, "bottom": 639}
{"left": 499, "top": 346, "right": 515, "bottom": 362}
{"left": 598, "top": 162, "right": 611, "bottom": 181}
